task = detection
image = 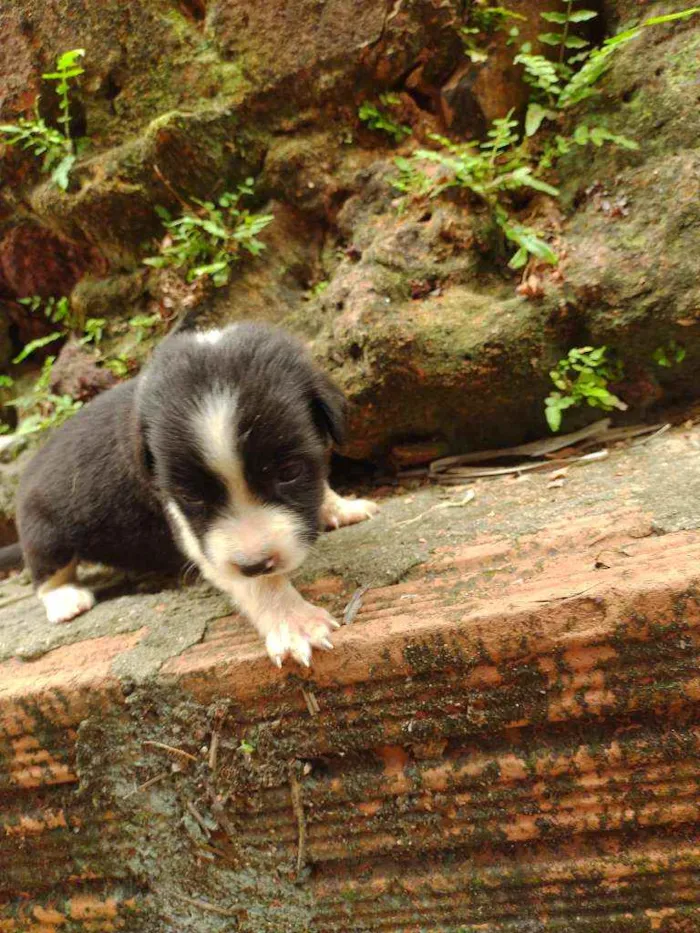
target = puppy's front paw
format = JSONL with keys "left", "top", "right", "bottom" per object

{"left": 264, "top": 601, "right": 339, "bottom": 668}
{"left": 41, "top": 585, "right": 96, "bottom": 624}
{"left": 322, "top": 494, "right": 380, "bottom": 531}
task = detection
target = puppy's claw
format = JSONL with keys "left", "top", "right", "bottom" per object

{"left": 328, "top": 618, "right": 341, "bottom": 630}
{"left": 263, "top": 601, "right": 336, "bottom": 669}
{"left": 290, "top": 638, "right": 312, "bottom": 667}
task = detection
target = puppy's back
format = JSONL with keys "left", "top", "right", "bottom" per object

{"left": 17, "top": 380, "right": 182, "bottom": 577}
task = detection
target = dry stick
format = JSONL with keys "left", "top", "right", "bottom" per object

{"left": 436, "top": 449, "right": 609, "bottom": 483}
{"left": 208, "top": 790, "right": 238, "bottom": 840}
{"left": 429, "top": 419, "right": 612, "bottom": 474}
{"left": 343, "top": 584, "right": 370, "bottom": 624}
{"left": 142, "top": 740, "right": 198, "bottom": 764}
{"left": 169, "top": 890, "right": 244, "bottom": 918}
{"left": 533, "top": 582, "right": 601, "bottom": 603}
{"left": 301, "top": 687, "right": 320, "bottom": 716}
{"left": 124, "top": 771, "right": 169, "bottom": 798}
{"left": 153, "top": 162, "right": 190, "bottom": 209}
{"left": 208, "top": 729, "right": 220, "bottom": 772}
{"left": 186, "top": 800, "right": 213, "bottom": 838}
{"left": 289, "top": 767, "right": 307, "bottom": 879}
{"left": 633, "top": 423, "right": 671, "bottom": 446}
{"left": 395, "top": 490, "right": 476, "bottom": 528}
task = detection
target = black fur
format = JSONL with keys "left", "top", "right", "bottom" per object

{"left": 0, "top": 542, "right": 23, "bottom": 571}
{"left": 16, "top": 322, "right": 345, "bottom": 586}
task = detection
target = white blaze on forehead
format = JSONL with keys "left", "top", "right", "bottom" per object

{"left": 191, "top": 387, "right": 253, "bottom": 503}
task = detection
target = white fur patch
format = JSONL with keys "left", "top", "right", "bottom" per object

{"left": 226, "top": 575, "right": 339, "bottom": 667}
{"left": 166, "top": 500, "right": 208, "bottom": 568}
{"left": 194, "top": 329, "right": 224, "bottom": 345}
{"left": 320, "top": 485, "right": 380, "bottom": 530}
{"left": 40, "top": 584, "right": 96, "bottom": 624}
{"left": 192, "top": 387, "right": 243, "bottom": 491}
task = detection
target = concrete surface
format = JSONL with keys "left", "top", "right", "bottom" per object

{"left": 1, "top": 422, "right": 699, "bottom": 931}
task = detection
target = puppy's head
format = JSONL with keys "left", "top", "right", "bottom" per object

{"left": 137, "top": 323, "right": 345, "bottom": 583}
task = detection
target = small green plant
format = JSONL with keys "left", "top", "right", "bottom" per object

{"left": 5, "top": 355, "right": 83, "bottom": 437}
{"left": 545, "top": 345, "right": 627, "bottom": 432}
{"left": 239, "top": 739, "right": 255, "bottom": 756}
{"left": 80, "top": 317, "right": 106, "bottom": 346}
{"left": 129, "top": 314, "right": 161, "bottom": 342}
{"left": 394, "top": 111, "right": 559, "bottom": 268}
{"left": 12, "top": 332, "right": 64, "bottom": 365}
{"left": 358, "top": 94, "right": 411, "bottom": 143}
{"left": 0, "top": 49, "right": 85, "bottom": 190}
{"left": 517, "top": 6, "right": 699, "bottom": 139}
{"left": 653, "top": 340, "right": 686, "bottom": 368}
{"left": 14, "top": 294, "right": 107, "bottom": 361}
{"left": 461, "top": 4, "right": 525, "bottom": 62}
{"left": 103, "top": 354, "right": 132, "bottom": 378}
{"left": 144, "top": 179, "right": 273, "bottom": 287}
{"left": 306, "top": 281, "right": 329, "bottom": 300}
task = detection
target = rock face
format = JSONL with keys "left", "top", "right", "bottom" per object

{"left": 1, "top": 1, "right": 699, "bottom": 465}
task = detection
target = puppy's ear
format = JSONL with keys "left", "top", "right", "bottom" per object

{"left": 132, "top": 415, "right": 156, "bottom": 477}
{"left": 310, "top": 371, "right": 347, "bottom": 446}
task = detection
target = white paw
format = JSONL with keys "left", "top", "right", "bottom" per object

{"left": 41, "top": 585, "right": 96, "bottom": 624}
{"left": 264, "top": 601, "right": 339, "bottom": 668}
{"left": 322, "top": 495, "right": 380, "bottom": 531}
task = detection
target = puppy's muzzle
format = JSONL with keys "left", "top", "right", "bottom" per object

{"left": 234, "top": 555, "right": 278, "bottom": 577}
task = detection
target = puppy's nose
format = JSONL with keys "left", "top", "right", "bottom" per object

{"left": 234, "top": 556, "right": 277, "bottom": 577}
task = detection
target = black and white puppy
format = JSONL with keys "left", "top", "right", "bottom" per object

{"left": 14, "top": 322, "right": 378, "bottom": 666}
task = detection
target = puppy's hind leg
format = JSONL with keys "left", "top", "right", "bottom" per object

{"left": 37, "top": 558, "right": 96, "bottom": 624}
{"left": 320, "top": 483, "right": 380, "bottom": 531}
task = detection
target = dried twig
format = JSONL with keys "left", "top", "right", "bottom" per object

{"left": 169, "top": 890, "right": 244, "bottom": 918}
{"left": 429, "top": 419, "right": 611, "bottom": 474}
{"left": 289, "top": 767, "right": 307, "bottom": 879}
{"left": 396, "top": 489, "right": 475, "bottom": 526}
{"left": 208, "top": 791, "right": 238, "bottom": 840}
{"left": 142, "top": 740, "right": 198, "bottom": 764}
{"left": 153, "top": 163, "right": 190, "bottom": 209}
{"left": 632, "top": 423, "right": 671, "bottom": 446}
{"left": 186, "top": 800, "right": 212, "bottom": 838}
{"left": 532, "top": 582, "right": 600, "bottom": 603}
{"left": 208, "top": 729, "right": 220, "bottom": 772}
{"left": 435, "top": 450, "right": 608, "bottom": 482}
{"left": 124, "top": 770, "right": 169, "bottom": 798}
{"left": 343, "top": 584, "right": 370, "bottom": 623}
{"left": 301, "top": 687, "right": 320, "bottom": 716}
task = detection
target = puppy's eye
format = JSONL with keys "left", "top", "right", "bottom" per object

{"left": 277, "top": 459, "right": 305, "bottom": 485}
{"left": 180, "top": 497, "right": 208, "bottom": 517}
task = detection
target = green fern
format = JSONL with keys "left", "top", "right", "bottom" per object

{"left": 144, "top": 179, "right": 273, "bottom": 287}
{"left": 394, "top": 114, "right": 559, "bottom": 268}
{"left": 358, "top": 94, "right": 411, "bottom": 143}
{"left": 0, "top": 49, "right": 84, "bottom": 190}
{"left": 545, "top": 346, "right": 626, "bottom": 432}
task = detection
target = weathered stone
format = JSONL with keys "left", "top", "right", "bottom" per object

{"left": 0, "top": 0, "right": 699, "bottom": 478}
{"left": 1, "top": 442, "right": 700, "bottom": 930}
{"left": 48, "top": 339, "right": 118, "bottom": 402}
{"left": 0, "top": 222, "right": 103, "bottom": 301}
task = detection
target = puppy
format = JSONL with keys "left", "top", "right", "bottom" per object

{"left": 12, "top": 322, "right": 378, "bottom": 666}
